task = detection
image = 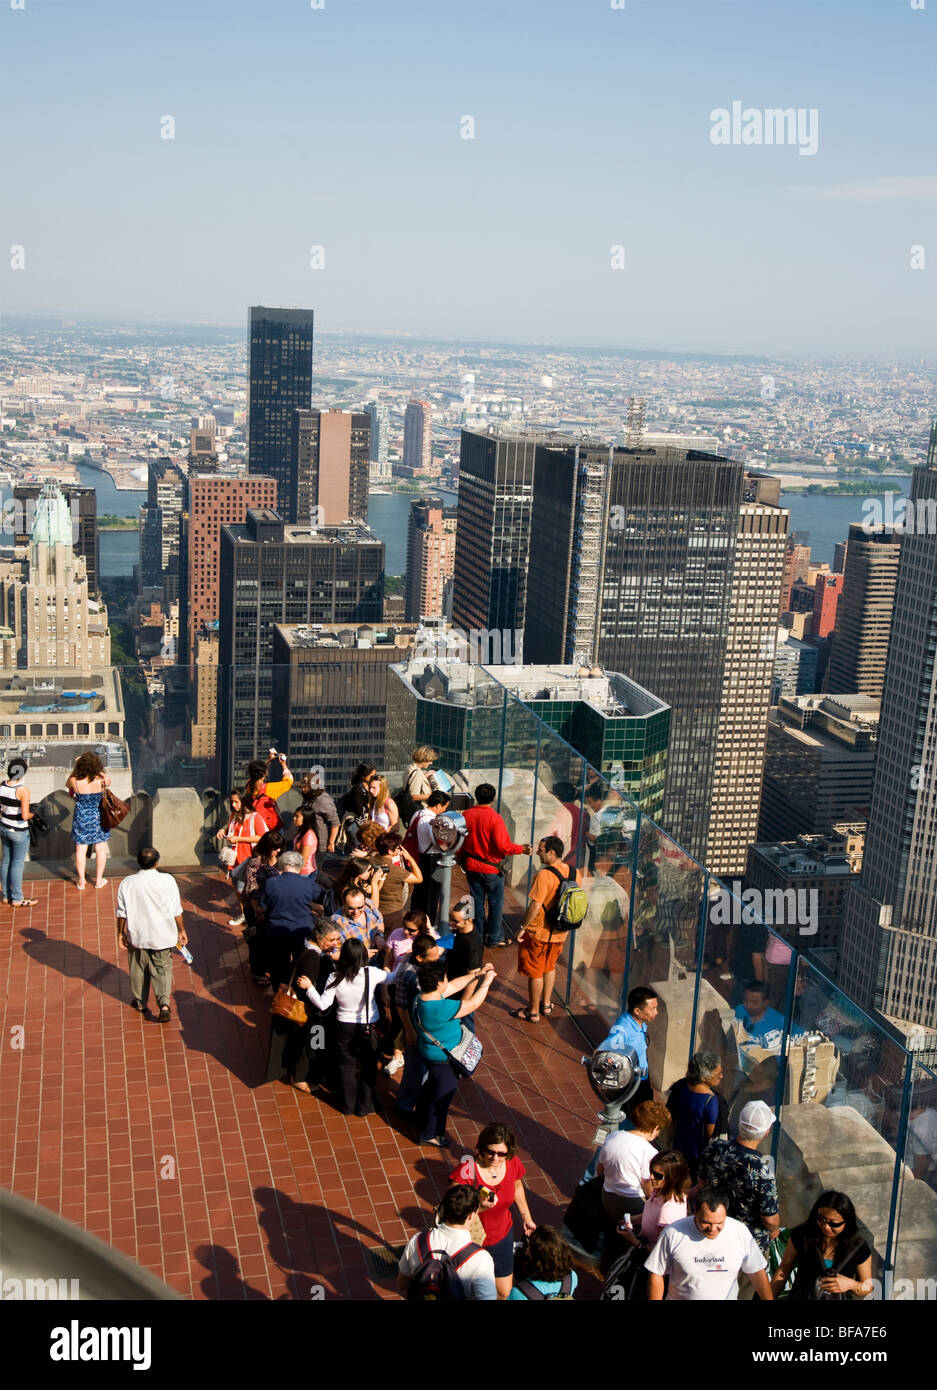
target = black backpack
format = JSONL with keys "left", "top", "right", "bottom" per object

{"left": 515, "top": 1272, "right": 575, "bottom": 1301}
{"left": 407, "top": 1231, "right": 481, "bottom": 1301}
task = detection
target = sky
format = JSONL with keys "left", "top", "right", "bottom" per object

{"left": 1, "top": 0, "right": 936, "bottom": 357}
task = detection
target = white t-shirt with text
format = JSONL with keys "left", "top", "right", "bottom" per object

{"left": 644, "top": 1214, "right": 766, "bottom": 1301}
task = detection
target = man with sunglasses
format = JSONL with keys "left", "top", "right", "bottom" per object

{"left": 333, "top": 885, "right": 385, "bottom": 954}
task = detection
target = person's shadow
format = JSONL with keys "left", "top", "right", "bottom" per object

{"left": 254, "top": 1185, "right": 401, "bottom": 1299}
{"left": 192, "top": 1244, "right": 269, "bottom": 1301}
{"left": 20, "top": 926, "right": 127, "bottom": 1004}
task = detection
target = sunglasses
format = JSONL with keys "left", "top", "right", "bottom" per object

{"left": 817, "top": 1217, "right": 845, "bottom": 1229}
{"left": 404, "top": 927, "right": 420, "bottom": 935}
{"left": 649, "top": 1171, "right": 665, "bottom": 1180}
{"left": 480, "top": 1147, "right": 508, "bottom": 1160}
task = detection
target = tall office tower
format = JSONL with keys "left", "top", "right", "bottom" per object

{"left": 290, "top": 409, "right": 370, "bottom": 528}
{"left": 810, "top": 572, "right": 843, "bottom": 639}
{"left": 401, "top": 400, "right": 434, "bottom": 476}
{"left": 366, "top": 402, "right": 389, "bottom": 464}
{"left": 0, "top": 484, "right": 109, "bottom": 672}
{"left": 404, "top": 497, "right": 457, "bottom": 620}
{"left": 217, "top": 510, "right": 384, "bottom": 787}
{"left": 13, "top": 484, "right": 98, "bottom": 592}
{"left": 190, "top": 627, "right": 219, "bottom": 761}
{"left": 247, "top": 306, "right": 315, "bottom": 512}
{"left": 527, "top": 441, "right": 787, "bottom": 871}
{"left": 825, "top": 523, "right": 900, "bottom": 698}
{"left": 138, "top": 505, "right": 162, "bottom": 589}
{"left": 833, "top": 539, "right": 849, "bottom": 574}
{"left": 452, "top": 428, "right": 544, "bottom": 637}
{"left": 181, "top": 472, "right": 277, "bottom": 667}
{"left": 699, "top": 475, "right": 790, "bottom": 875}
{"left": 839, "top": 428, "right": 937, "bottom": 1057}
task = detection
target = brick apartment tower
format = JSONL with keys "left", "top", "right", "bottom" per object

{"left": 290, "top": 409, "right": 370, "bottom": 528}
{"left": 404, "top": 497, "right": 457, "bottom": 620}
{"left": 810, "top": 572, "right": 843, "bottom": 639}
{"left": 183, "top": 473, "right": 277, "bottom": 667}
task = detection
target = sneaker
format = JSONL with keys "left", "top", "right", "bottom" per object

{"left": 384, "top": 1057, "right": 404, "bottom": 1076}
{"left": 423, "top": 1135, "right": 450, "bottom": 1148}
{"left": 157, "top": 1006, "right": 171, "bottom": 1025}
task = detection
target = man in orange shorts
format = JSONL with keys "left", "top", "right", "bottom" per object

{"left": 512, "top": 835, "right": 582, "bottom": 1023}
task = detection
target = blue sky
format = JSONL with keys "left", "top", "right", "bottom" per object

{"left": 2, "top": 0, "right": 935, "bottom": 355}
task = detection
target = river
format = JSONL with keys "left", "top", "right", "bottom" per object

{"left": 76, "top": 462, "right": 458, "bottom": 578}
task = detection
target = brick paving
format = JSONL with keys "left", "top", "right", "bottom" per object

{"left": 0, "top": 873, "right": 605, "bottom": 1300}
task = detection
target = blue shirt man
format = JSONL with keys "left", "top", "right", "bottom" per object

{"left": 598, "top": 986, "right": 659, "bottom": 1080}
{"left": 735, "top": 982, "right": 787, "bottom": 1046}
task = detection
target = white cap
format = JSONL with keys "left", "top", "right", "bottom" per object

{"left": 738, "top": 1100, "right": 776, "bottom": 1138}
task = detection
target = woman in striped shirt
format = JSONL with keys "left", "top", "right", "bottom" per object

{"left": 0, "top": 759, "right": 37, "bottom": 907}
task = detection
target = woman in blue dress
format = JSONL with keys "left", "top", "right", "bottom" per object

{"left": 66, "top": 752, "right": 112, "bottom": 890}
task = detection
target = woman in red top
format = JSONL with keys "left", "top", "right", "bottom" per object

{"left": 449, "top": 1121, "right": 535, "bottom": 1298}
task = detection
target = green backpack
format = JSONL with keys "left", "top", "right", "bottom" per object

{"left": 543, "top": 867, "right": 588, "bottom": 931}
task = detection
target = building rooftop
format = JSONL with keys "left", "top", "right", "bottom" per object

{"left": 274, "top": 622, "right": 421, "bottom": 652}
{"left": 391, "top": 658, "right": 668, "bottom": 720}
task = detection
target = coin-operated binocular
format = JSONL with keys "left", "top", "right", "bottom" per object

{"left": 581, "top": 1045, "right": 641, "bottom": 1147}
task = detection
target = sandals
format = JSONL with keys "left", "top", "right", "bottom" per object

{"left": 541, "top": 1003, "right": 555, "bottom": 1016}
{"left": 11, "top": 899, "right": 38, "bottom": 907}
{"left": 510, "top": 1007, "right": 540, "bottom": 1023}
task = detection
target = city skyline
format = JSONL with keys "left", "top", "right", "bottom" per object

{"left": 2, "top": 0, "right": 936, "bottom": 355}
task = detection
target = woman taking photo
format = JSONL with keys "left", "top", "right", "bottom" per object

{"left": 0, "top": 758, "right": 36, "bottom": 907}
{"left": 771, "top": 1191, "right": 873, "bottom": 1300}
{"left": 399, "top": 746, "right": 436, "bottom": 826}
{"left": 297, "top": 938, "right": 404, "bottom": 1117}
{"left": 412, "top": 960, "right": 495, "bottom": 1149}
{"left": 450, "top": 1122, "right": 536, "bottom": 1299}
{"left": 66, "top": 752, "right": 112, "bottom": 890}
{"left": 367, "top": 775, "right": 399, "bottom": 832}
{"left": 291, "top": 808, "right": 318, "bottom": 876}
{"left": 372, "top": 832, "right": 422, "bottom": 936}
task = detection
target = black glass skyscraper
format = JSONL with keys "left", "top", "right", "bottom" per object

{"left": 247, "top": 306, "right": 315, "bottom": 520}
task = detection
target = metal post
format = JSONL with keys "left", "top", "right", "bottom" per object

{"left": 496, "top": 689, "right": 507, "bottom": 814}
{"left": 622, "top": 810, "right": 641, "bottom": 1009}
{"left": 688, "top": 870, "right": 710, "bottom": 1065}
{"left": 884, "top": 1056, "right": 914, "bottom": 1287}
{"left": 771, "top": 935, "right": 799, "bottom": 1167}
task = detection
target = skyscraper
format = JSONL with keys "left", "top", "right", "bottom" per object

{"left": 217, "top": 510, "right": 384, "bottom": 786}
{"left": 839, "top": 427, "right": 937, "bottom": 1056}
{"left": 810, "top": 572, "right": 843, "bottom": 639}
{"left": 0, "top": 483, "right": 109, "bottom": 672}
{"left": 13, "top": 484, "right": 98, "bottom": 593}
{"left": 452, "top": 428, "right": 544, "bottom": 637}
{"left": 825, "top": 523, "right": 900, "bottom": 698}
{"left": 181, "top": 471, "right": 277, "bottom": 667}
{"left": 404, "top": 497, "right": 457, "bottom": 621}
{"left": 525, "top": 440, "right": 787, "bottom": 872}
{"left": 366, "top": 402, "right": 389, "bottom": 465}
{"left": 290, "top": 409, "right": 370, "bottom": 528}
{"left": 139, "top": 458, "right": 186, "bottom": 601}
{"left": 247, "top": 306, "right": 315, "bottom": 515}
{"left": 401, "top": 400, "right": 433, "bottom": 477}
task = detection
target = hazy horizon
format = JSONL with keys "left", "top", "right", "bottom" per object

{"left": 3, "top": 0, "right": 936, "bottom": 357}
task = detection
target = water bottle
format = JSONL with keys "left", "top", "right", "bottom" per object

{"left": 177, "top": 944, "right": 193, "bottom": 964}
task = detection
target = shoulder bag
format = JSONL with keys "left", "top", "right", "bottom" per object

{"left": 414, "top": 999, "right": 483, "bottom": 1078}
{"left": 271, "top": 960, "right": 309, "bottom": 1026}
{"left": 360, "top": 967, "right": 381, "bottom": 1052}
{"left": 99, "top": 787, "right": 130, "bottom": 831}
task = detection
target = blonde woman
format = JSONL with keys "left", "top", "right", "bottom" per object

{"left": 367, "top": 775, "right": 399, "bottom": 832}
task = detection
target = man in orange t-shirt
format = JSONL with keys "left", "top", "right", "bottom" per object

{"left": 512, "top": 835, "right": 582, "bottom": 1024}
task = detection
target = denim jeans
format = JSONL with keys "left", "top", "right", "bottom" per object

{"left": 396, "top": 1043, "right": 427, "bottom": 1113}
{"left": 0, "top": 826, "right": 29, "bottom": 904}
{"left": 466, "top": 870, "right": 505, "bottom": 945}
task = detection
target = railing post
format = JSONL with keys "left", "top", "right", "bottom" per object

{"left": 622, "top": 809, "right": 641, "bottom": 1010}
{"left": 771, "top": 931, "right": 798, "bottom": 1168}
{"left": 688, "top": 870, "right": 710, "bottom": 1068}
{"left": 883, "top": 1055, "right": 914, "bottom": 1290}
{"left": 496, "top": 688, "right": 507, "bottom": 815}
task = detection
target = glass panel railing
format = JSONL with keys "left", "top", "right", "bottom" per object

{"left": 892, "top": 1062, "right": 937, "bottom": 1298}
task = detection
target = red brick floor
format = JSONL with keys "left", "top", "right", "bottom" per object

{"left": 0, "top": 874, "right": 604, "bottom": 1300}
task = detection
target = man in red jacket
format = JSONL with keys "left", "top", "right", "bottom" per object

{"left": 459, "top": 784, "right": 531, "bottom": 948}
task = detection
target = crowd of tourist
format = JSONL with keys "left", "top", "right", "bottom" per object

{"left": 48, "top": 741, "right": 902, "bottom": 1301}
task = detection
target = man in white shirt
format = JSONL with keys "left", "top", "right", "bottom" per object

{"left": 645, "top": 1188, "right": 773, "bottom": 1301}
{"left": 398, "top": 1185, "right": 497, "bottom": 1300}
{"left": 408, "top": 791, "right": 451, "bottom": 921}
{"left": 117, "top": 847, "right": 186, "bottom": 1025}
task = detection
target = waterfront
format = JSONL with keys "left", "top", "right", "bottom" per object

{"left": 782, "top": 482, "right": 909, "bottom": 565}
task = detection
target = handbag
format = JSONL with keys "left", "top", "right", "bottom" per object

{"left": 414, "top": 1001, "right": 484, "bottom": 1078}
{"left": 359, "top": 968, "right": 381, "bottom": 1052}
{"left": 219, "top": 843, "right": 237, "bottom": 869}
{"left": 28, "top": 808, "right": 49, "bottom": 848}
{"left": 271, "top": 962, "right": 309, "bottom": 1026}
{"left": 99, "top": 788, "right": 129, "bottom": 831}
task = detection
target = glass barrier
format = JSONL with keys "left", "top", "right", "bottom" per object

{"left": 892, "top": 1061, "right": 937, "bottom": 1297}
